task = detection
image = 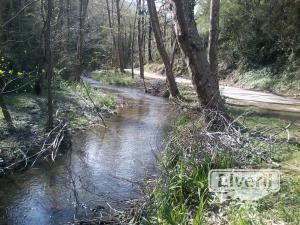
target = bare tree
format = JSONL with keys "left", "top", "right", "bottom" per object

{"left": 170, "top": 0, "right": 224, "bottom": 111}
{"left": 208, "top": 0, "right": 220, "bottom": 79}
{"left": 147, "top": 0, "right": 179, "bottom": 97}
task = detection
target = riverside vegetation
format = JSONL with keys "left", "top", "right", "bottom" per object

{"left": 0, "top": 80, "right": 116, "bottom": 172}
{"left": 90, "top": 71, "right": 300, "bottom": 225}
{"left": 0, "top": 0, "right": 299, "bottom": 224}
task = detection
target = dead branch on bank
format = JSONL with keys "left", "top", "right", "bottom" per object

{"left": 0, "top": 118, "right": 68, "bottom": 174}
{"left": 167, "top": 109, "right": 294, "bottom": 167}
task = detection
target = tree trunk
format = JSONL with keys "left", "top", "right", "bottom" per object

{"left": 66, "top": 0, "right": 71, "bottom": 53}
{"left": 131, "top": 3, "right": 138, "bottom": 78}
{"left": 137, "top": 0, "right": 147, "bottom": 91}
{"left": 116, "top": 0, "right": 125, "bottom": 73}
{"left": 45, "top": 0, "right": 54, "bottom": 128}
{"left": 0, "top": 92, "right": 13, "bottom": 126}
{"left": 76, "top": 0, "right": 89, "bottom": 80}
{"left": 169, "top": 0, "right": 224, "bottom": 111}
{"left": 148, "top": 20, "right": 153, "bottom": 63}
{"left": 170, "top": 39, "right": 178, "bottom": 70}
{"left": 147, "top": 0, "right": 179, "bottom": 97}
{"left": 208, "top": 0, "right": 220, "bottom": 79}
{"left": 105, "top": 0, "right": 117, "bottom": 67}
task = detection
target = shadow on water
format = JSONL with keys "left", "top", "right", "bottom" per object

{"left": 0, "top": 78, "right": 175, "bottom": 225}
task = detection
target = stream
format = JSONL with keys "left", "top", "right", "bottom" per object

{"left": 0, "top": 77, "right": 299, "bottom": 225}
{"left": 0, "top": 79, "right": 175, "bottom": 225}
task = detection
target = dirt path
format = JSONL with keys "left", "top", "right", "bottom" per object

{"left": 126, "top": 69, "right": 300, "bottom": 113}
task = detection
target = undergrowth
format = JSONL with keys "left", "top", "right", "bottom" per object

{"left": 146, "top": 111, "right": 300, "bottom": 225}
{"left": 0, "top": 80, "right": 116, "bottom": 170}
{"left": 232, "top": 68, "right": 300, "bottom": 95}
{"left": 90, "top": 70, "right": 134, "bottom": 86}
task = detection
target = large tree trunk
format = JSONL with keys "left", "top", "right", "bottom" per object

{"left": 45, "top": 0, "right": 54, "bottom": 128}
{"left": 170, "top": 0, "right": 224, "bottom": 111}
{"left": 208, "top": 0, "right": 220, "bottom": 78}
{"left": 116, "top": 0, "right": 125, "bottom": 72}
{"left": 147, "top": 0, "right": 179, "bottom": 97}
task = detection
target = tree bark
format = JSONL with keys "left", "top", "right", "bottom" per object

{"left": 0, "top": 92, "right": 13, "bottom": 126}
{"left": 208, "top": 0, "right": 220, "bottom": 79}
{"left": 131, "top": 3, "right": 138, "bottom": 78}
{"left": 148, "top": 20, "right": 153, "bottom": 63}
{"left": 105, "top": 0, "right": 117, "bottom": 67}
{"left": 147, "top": 0, "right": 179, "bottom": 97}
{"left": 116, "top": 0, "right": 125, "bottom": 72}
{"left": 66, "top": 0, "right": 71, "bottom": 53}
{"left": 137, "top": 0, "right": 147, "bottom": 90}
{"left": 169, "top": 0, "right": 224, "bottom": 110}
{"left": 170, "top": 39, "right": 178, "bottom": 70}
{"left": 45, "top": 0, "right": 54, "bottom": 128}
{"left": 76, "top": 0, "right": 89, "bottom": 80}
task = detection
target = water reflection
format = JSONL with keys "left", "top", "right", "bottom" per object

{"left": 0, "top": 83, "right": 174, "bottom": 225}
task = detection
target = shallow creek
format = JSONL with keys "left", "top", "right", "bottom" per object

{"left": 0, "top": 78, "right": 175, "bottom": 225}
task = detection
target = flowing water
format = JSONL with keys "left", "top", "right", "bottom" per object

{"left": 0, "top": 77, "right": 299, "bottom": 225}
{"left": 0, "top": 79, "right": 175, "bottom": 225}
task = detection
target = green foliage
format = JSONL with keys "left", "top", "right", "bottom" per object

{"left": 226, "top": 152, "right": 300, "bottom": 225}
{"left": 0, "top": 80, "right": 117, "bottom": 164}
{"left": 219, "top": 0, "right": 299, "bottom": 68}
{"left": 0, "top": 53, "right": 35, "bottom": 93}
{"left": 234, "top": 67, "right": 300, "bottom": 94}
{"left": 90, "top": 71, "right": 134, "bottom": 86}
{"left": 195, "top": 0, "right": 210, "bottom": 37}
{"left": 58, "top": 80, "right": 117, "bottom": 109}
{"left": 147, "top": 114, "right": 234, "bottom": 224}
{"left": 0, "top": 0, "right": 43, "bottom": 72}
{"left": 147, "top": 111, "right": 300, "bottom": 225}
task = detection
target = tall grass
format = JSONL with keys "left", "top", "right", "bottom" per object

{"left": 146, "top": 115, "right": 235, "bottom": 224}
{"left": 145, "top": 112, "right": 300, "bottom": 225}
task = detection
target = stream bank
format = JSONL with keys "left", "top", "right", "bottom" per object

{"left": 0, "top": 78, "right": 176, "bottom": 225}
{"left": 0, "top": 80, "right": 117, "bottom": 174}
